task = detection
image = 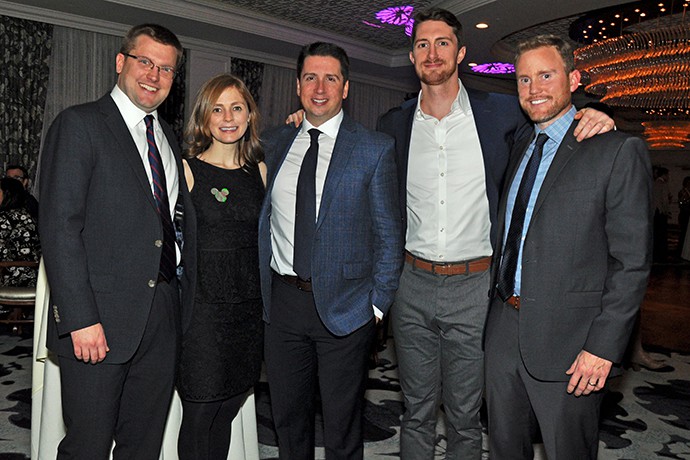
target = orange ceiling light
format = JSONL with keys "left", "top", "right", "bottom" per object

{"left": 642, "top": 120, "right": 690, "bottom": 149}
{"left": 574, "top": 25, "right": 690, "bottom": 108}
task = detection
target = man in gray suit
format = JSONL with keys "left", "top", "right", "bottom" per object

{"left": 39, "top": 24, "right": 196, "bottom": 459}
{"left": 484, "top": 35, "right": 652, "bottom": 459}
{"left": 258, "top": 42, "right": 403, "bottom": 459}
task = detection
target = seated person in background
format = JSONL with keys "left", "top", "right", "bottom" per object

{"left": 0, "top": 177, "right": 41, "bottom": 325}
{"left": 5, "top": 164, "right": 39, "bottom": 223}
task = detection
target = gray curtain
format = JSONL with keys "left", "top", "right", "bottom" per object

{"left": 36, "top": 26, "right": 187, "bottom": 194}
{"left": 345, "top": 81, "right": 408, "bottom": 130}
{"left": 257, "top": 63, "right": 408, "bottom": 131}
{"left": 35, "top": 26, "right": 121, "bottom": 196}
{"left": 258, "top": 64, "right": 300, "bottom": 130}
{"left": 0, "top": 15, "right": 53, "bottom": 179}
{"left": 231, "top": 57, "right": 265, "bottom": 106}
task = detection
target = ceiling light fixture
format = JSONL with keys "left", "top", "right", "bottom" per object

{"left": 374, "top": 5, "right": 415, "bottom": 36}
{"left": 475, "top": 23, "right": 489, "bottom": 29}
{"left": 641, "top": 120, "right": 690, "bottom": 149}
{"left": 470, "top": 62, "right": 515, "bottom": 74}
{"left": 575, "top": 24, "right": 690, "bottom": 109}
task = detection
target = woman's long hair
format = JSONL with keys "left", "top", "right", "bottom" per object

{"left": 184, "top": 73, "right": 264, "bottom": 166}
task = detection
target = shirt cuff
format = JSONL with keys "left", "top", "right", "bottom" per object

{"left": 373, "top": 305, "right": 383, "bottom": 320}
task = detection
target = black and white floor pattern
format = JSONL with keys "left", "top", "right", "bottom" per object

{"left": 256, "top": 341, "right": 690, "bottom": 459}
{"left": 1, "top": 334, "right": 688, "bottom": 459}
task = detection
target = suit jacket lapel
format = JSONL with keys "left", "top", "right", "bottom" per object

{"left": 496, "top": 133, "right": 533, "bottom": 253}
{"left": 316, "top": 114, "right": 356, "bottom": 229}
{"left": 531, "top": 121, "right": 581, "bottom": 217}
{"left": 98, "top": 95, "right": 157, "bottom": 210}
{"left": 265, "top": 126, "right": 300, "bottom": 197}
{"left": 398, "top": 103, "right": 415, "bottom": 180}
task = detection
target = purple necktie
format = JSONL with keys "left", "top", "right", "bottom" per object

{"left": 144, "top": 115, "right": 176, "bottom": 282}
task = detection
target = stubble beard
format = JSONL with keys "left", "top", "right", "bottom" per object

{"left": 418, "top": 60, "right": 457, "bottom": 87}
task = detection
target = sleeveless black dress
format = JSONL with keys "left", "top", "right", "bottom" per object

{"left": 177, "top": 158, "right": 264, "bottom": 402}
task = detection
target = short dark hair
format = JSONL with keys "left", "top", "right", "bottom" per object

{"left": 120, "top": 24, "right": 184, "bottom": 67}
{"left": 411, "top": 8, "right": 464, "bottom": 49}
{"left": 296, "top": 42, "right": 350, "bottom": 82}
{"left": 0, "top": 177, "right": 27, "bottom": 210}
{"left": 5, "top": 164, "right": 28, "bottom": 179}
{"left": 515, "top": 35, "right": 575, "bottom": 74}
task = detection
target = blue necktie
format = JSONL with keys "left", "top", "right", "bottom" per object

{"left": 496, "top": 133, "right": 549, "bottom": 301}
{"left": 144, "top": 115, "right": 176, "bottom": 282}
{"left": 293, "top": 128, "right": 321, "bottom": 281}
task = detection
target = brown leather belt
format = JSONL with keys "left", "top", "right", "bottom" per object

{"left": 505, "top": 295, "right": 520, "bottom": 310}
{"left": 277, "top": 273, "right": 313, "bottom": 292}
{"left": 405, "top": 251, "right": 491, "bottom": 276}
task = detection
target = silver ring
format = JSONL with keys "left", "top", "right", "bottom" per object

{"left": 587, "top": 382, "right": 596, "bottom": 386}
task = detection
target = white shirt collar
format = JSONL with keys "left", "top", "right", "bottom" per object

{"left": 415, "top": 79, "right": 473, "bottom": 120}
{"left": 110, "top": 84, "right": 159, "bottom": 128}
{"left": 300, "top": 109, "right": 344, "bottom": 139}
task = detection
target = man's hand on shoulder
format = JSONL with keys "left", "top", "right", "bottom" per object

{"left": 565, "top": 349, "right": 612, "bottom": 397}
{"left": 71, "top": 323, "right": 109, "bottom": 364}
{"left": 573, "top": 107, "right": 615, "bottom": 142}
{"left": 285, "top": 109, "right": 305, "bottom": 126}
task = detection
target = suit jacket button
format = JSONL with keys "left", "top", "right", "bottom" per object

{"left": 155, "top": 239, "right": 163, "bottom": 248}
{"left": 52, "top": 305, "right": 61, "bottom": 323}
{"left": 148, "top": 279, "right": 156, "bottom": 288}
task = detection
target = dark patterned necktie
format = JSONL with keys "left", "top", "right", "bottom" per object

{"left": 293, "top": 128, "right": 321, "bottom": 280}
{"left": 496, "top": 133, "right": 549, "bottom": 301}
{"left": 144, "top": 115, "right": 176, "bottom": 282}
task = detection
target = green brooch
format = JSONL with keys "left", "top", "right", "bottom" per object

{"left": 211, "top": 187, "right": 229, "bottom": 203}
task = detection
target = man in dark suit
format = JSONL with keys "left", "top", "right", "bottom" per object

{"left": 376, "top": 8, "right": 614, "bottom": 459}
{"left": 258, "top": 42, "right": 403, "bottom": 459}
{"left": 39, "top": 24, "right": 196, "bottom": 460}
{"left": 484, "top": 35, "right": 652, "bottom": 459}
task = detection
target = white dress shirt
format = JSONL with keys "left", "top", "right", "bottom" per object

{"left": 406, "top": 80, "right": 492, "bottom": 262}
{"left": 269, "top": 111, "right": 383, "bottom": 319}
{"left": 270, "top": 110, "right": 343, "bottom": 276}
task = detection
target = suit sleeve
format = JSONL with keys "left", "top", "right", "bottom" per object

{"left": 39, "top": 109, "right": 101, "bottom": 336}
{"left": 583, "top": 136, "right": 653, "bottom": 362}
{"left": 368, "top": 138, "right": 404, "bottom": 314}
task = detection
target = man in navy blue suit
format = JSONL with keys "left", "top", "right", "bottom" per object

{"left": 377, "top": 8, "right": 614, "bottom": 459}
{"left": 258, "top": 42, "right": 403, "bottom": 459}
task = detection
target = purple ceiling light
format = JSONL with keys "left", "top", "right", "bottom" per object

{"left": 376, "top": 5, "right": 414, "bottom": 26}
{"left": 362, "top": 20, "right": 383, "bottom": 28}
{"left": 471, "top": 62, "right": 515, "bottom": 74}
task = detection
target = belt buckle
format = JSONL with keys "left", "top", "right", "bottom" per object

{"left": 431, "top": 262, "right": 448, "bottom": 274}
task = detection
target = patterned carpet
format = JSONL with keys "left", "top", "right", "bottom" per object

{"left": 1, "top": 332, "right": 688, "bottom": 459}
{"left": 256, "top": 341, "right": 690, "bottom": 459}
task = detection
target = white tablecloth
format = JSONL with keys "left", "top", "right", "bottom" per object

{"left": 30, "top": 260, "right": 260, "bottom": 460}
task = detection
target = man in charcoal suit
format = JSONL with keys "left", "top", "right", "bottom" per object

{"left": 484, "top": 35, "right": 652, "bottom": 459}
{"left": 39, "top": 24, "right": 196, "bottom": 460}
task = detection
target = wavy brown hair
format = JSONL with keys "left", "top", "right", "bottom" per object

{"left": 184, "top": 74, "right": 264, "bottom": 166}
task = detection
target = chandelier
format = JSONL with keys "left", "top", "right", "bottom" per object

{"left": 641, "top": 120, "right": 690, "bottom": 148}
{"left": 574, "top": 24, "right": 690, "bottom": 109}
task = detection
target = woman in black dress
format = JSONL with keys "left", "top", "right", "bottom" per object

{"left": 177, "top": 74, "right": 266, "bottom": 460}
